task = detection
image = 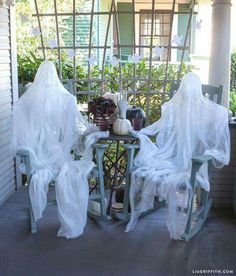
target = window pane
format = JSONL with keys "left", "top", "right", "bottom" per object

{"left": 154, "top": 22, "right": 161, "bottom": 35}
{"left": 163, "top": 23, "right": 170, "bottom": 36}
{"left": 140, "top": 37, "right": 150, "bottom": 46}
{"left": 164, "top": 13, "right": 171, "bottom": 23}
{"left": 142, "top": 47, "right": 150, "bottom": 60}
{"left": 153, "top": 37, "right": 161, "bottom": 46}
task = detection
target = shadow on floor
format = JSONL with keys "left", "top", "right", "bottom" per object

{"left": 0, "top": 187, "right": 235, "bottom": 276}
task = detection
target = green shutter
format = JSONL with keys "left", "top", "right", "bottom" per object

{"left": 177, "top": 4, "right": 190, "bottom": 62}
{"left": 62, "top": 16, "right": 91, "bottom": 47}
{"left": 117, "top": 3, "right": 134, "bottom": 60}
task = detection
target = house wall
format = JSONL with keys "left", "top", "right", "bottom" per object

{"left": 210, "top": 124, "right": 236, "bottom": 208}
{"left": 0, "top": 4, "right": 18, "bottom": 205}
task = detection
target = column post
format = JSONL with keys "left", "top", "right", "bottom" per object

{"left": 209, "top": 0, "right": 232, "bottom": 107}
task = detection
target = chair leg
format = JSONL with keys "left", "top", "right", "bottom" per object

{"left": 25, "top": 155, "right": 37, "bottom": 234}
{"left": 182, "top": 161, "right": 203, "bottom": 241}
{"left": 182, "top": 159, "right": 212, "bottom": 241}
{"left": 94, "top": 144, "right": 109, "bottom": 220}
{"left": 29, "top": 196, "right": 37, "bottom": 234}
{"left": 123, "top": 145, "right": 137, "bottom": 219}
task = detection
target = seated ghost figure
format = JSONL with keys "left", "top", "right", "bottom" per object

{"left": 126, "top": 73, "right": 230, "bottom": 240}
{"left": 12, "top": 61, "right": 108, "bottom": 238}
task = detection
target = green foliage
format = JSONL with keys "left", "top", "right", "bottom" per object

{"left": 230, "top": 89, "right": 236, "bottom": 115}
{"left": 230, "top": 51, "right": 236, "bottom": 114}
{"left": 17, "top": 52, "right": 44, "bottom": 84}
{"left": 16, "top": 0, "right": 41, "bottom": 58}
{"left": 231, "top": 51, "right": 236, "bottom": 91}
{"left": 18, "top": 54, "right": 192, "bottom": 123}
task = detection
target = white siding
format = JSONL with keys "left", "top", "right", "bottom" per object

{"left": 0, "top": 5, "right": 17, "bottom": 204}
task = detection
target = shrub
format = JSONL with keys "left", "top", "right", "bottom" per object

{"left": 231, "top": 51, "right": 236, "bottom": 91}
{"left": 230, "top": 51, "right": 236, "bottom": 114}
{"left": 18, "top": 54, "right": 192, "bottom": 123}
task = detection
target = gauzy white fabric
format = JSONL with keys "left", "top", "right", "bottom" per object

{"left": 12, "top": 61, "right": 109, "bottom": 239}
{"left": 125, "top": 72, "right": 230, "bottom": 239}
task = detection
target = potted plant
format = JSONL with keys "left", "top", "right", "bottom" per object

{"left": 88, "top": 97, "right": 117, "bottom": 131}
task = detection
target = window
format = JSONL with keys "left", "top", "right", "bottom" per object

{"left": 140, "top": 11, "right": 171, "bottom": 61}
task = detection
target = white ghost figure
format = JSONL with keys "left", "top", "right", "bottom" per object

{"left": 19, "top": 13, "right": 29, "bottom": 23}
{"left": 12, "top": 61, "right": 109, "bottom": 239}
{"left": 125, "top": 72, "right": 230, "bottom": 240}
{"left": 128, "top": 54, "right": 141, "bottom": 64}
{"left": 48, "top": 39, "right": 58, "bottom": 49}
{"left": 172, "top": 35, "right": 183, "bottom": 46}
{"left": 31, "top": 27, "right": 41, "bottom": 37}
{"left": 88, "top": 55, "right": 97, "bottom": 66}
{"left": 110, "top": 56, "right": 119, "bottom": 67}
{"left": 67, "top": 49, "right": 76, "bottom": 59}
{"left": 154, "top": 46, "right": 165, "bottom": 59}
{"left": 194, "top": 20, "right": 202, "bottom": 30}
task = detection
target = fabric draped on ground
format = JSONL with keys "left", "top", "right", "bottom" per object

{"left": 12, "top": 61, "right": 108, "bottom": 238}
{"left": 126, "top": 72, "right": 230, "bottom": 239}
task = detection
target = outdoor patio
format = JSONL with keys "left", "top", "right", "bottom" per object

{"left": 0, "top": 187, "right": 235, "bottom": 276}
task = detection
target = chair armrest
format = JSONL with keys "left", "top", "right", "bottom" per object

{"left": 17, "top": 150, "right": 30, "bottom": 157}
{"left": 192, "top": 155, "right": 213, "bottom": 164}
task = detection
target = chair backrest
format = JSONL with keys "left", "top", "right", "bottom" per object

{"left": 63, "top": 80, "right": 75, "bottom": 95}
{"left": 202, "top": 84, "right": 223, "bottom": 104}
{"left": 170, "top": 81, "right": 223, "bottom": 105}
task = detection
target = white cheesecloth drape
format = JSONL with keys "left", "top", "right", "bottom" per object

{"left": 125, "top": 72, "right": 230, "bottom": 239}
{"left": 12, "top": 61, "right": 108, "bottom": 239}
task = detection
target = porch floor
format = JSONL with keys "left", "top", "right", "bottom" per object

{"left": 0, "top": 187, "right": 235, "bottom": 276}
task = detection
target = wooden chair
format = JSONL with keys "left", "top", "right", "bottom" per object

{"left": 17, "top": 144, "right": 109, "bottom": 233}
{"left": 124, "top": 83, "right": 223, "bottom": 241}
{"left": 170, "top": 81, "right": 223, "bottom": 104}
{"left": 17, "top": 81, "right": 111, "bottom": 233}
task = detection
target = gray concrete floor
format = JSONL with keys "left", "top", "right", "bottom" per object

{"left": 0, "top": 187, "right": 236, "bottom": 276}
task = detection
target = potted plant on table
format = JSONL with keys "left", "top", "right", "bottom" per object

{"left": 88, "top": 97, "right": 117, "bottom": 131}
